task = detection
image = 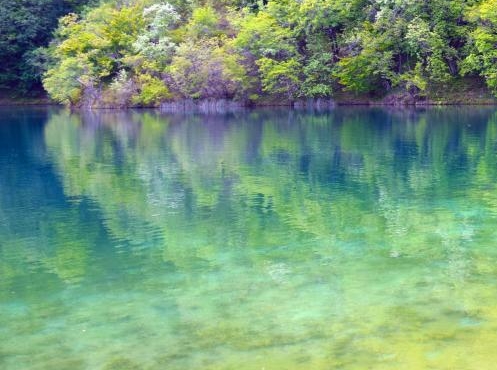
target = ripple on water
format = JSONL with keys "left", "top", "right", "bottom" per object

{"left": 3, "top": 107, "right": 497, "bottom": 369}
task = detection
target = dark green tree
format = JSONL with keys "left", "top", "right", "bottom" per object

{"left": 0, "top": 0, "right": 90, "bottom": 94}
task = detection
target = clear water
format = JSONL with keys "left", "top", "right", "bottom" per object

{"left": 2, "top": 107, "right": 497, "bottom": 369}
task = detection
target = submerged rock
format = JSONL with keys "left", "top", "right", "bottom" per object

{"left": 293, "top": 98, "right": 336, "bottom": 110}
{"left": 160, "top": 99, "right": 247, "bottom": 113}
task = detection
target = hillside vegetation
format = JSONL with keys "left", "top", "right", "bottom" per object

{"left": 5, "top": 0, "right": 497, "bottom": 106}
{"left": 0, "top": 0, "right": 91, "bottom": 95}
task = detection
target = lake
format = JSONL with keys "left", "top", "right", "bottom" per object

{"left": 2, "top": 107, "right": 497, "bottom": 369}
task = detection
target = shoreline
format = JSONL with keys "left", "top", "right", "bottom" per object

{"left": 2, "top": 94, "right": 497, "bottom": 109}
{"left": 3, "top": 101, "right": 497, "bottom": 109}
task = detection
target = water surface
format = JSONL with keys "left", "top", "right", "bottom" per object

{"left": 2, "top": 107, "right": 497, "bottom": 369}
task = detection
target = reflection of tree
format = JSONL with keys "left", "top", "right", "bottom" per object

{"left": 41, "top": 108, "right": 497, "bottom": 268}
{"left": 0, "top": 109, "right": 107, "bottom": 300}
{"left": 38, "top": 107, "right": 497, "bottom": 302}
{"left": 6, "top": 107, "right": 497, "bottom": 368}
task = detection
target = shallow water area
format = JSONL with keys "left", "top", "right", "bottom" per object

{"left": 2, "top": 107, "right": 497, "bottom": 369}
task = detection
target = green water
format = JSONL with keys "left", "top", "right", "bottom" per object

{"left": 2, "top": 107, "right": 497, "bottom": 369}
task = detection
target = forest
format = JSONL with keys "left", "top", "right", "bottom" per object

{"left": 3, "top": 0, "right": 497, "bottom": 107}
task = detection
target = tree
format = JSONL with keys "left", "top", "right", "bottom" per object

{"left": 462, "top": 0, "right": 497, "bottom": 95}
{"left": 169, "top": 38, "right": 244, "bottom": 99}
{"left": 0, "top": 0, "right": 90, "bottom": 93}
{"left": 132, "top": 3, "right": 180, "bottom": 70}
{"left": 43, "top": 1, "right": 145, "bottom": 105}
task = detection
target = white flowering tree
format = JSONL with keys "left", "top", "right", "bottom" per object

{"left": 133, "top": 2, "right": 180, "bottom": 69}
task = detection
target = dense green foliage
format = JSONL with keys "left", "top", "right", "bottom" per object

{"left": 0, "top": 0, "right": 90, "bottom": 93}
{"left": 5, "top": 0, "right": 497, "bottom": 103}
{"left": 463, "top": 0, "right": 497, "bottom": 94}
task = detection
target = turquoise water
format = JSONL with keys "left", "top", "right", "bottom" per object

{"left": 2, "top": 107, "right": 497, "bottom": 369}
